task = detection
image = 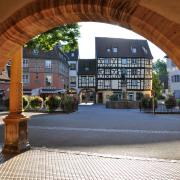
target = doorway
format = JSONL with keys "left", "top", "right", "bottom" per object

{"left": 98, "top": 92, "right": 103, "bottom": 104}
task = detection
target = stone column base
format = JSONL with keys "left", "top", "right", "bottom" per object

{"left": 2, "top": 113, "right": 31, "bottom": 154}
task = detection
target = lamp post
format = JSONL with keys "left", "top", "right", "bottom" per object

{"left": 151, "top": 90, "right": 155, "bottom": 115}
{"left": 121, "top": 68, "right": 127, "bottom": 101}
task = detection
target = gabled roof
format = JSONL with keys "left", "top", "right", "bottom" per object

{"left": 95, "top": 37, "right": 153, "bottom": 59}
{"left": 78, "top": 59, "right": 96, "bottom": 75}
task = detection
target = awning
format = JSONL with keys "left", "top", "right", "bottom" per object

{"left": 39, "top": 88, "right": 66, "bottom": 94}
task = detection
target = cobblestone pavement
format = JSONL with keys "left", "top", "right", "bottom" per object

{"left": 0, "top": 148, "right": 180, "bottom": 180}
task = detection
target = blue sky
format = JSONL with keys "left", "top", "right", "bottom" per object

{"left": 78, "top": 22, "right": 166, "bottom": 61}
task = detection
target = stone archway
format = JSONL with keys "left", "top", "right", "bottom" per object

{"left": 0, "top": 0, "right": 180, "bottom": 69}
{"left": 0, "top": 0, "right": 180, "bottom": 153}
{"left": 79, "top": 88, "right": 96, "bottom": 104}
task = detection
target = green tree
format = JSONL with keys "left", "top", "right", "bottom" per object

{"left": 25, "top": 24, "right": 80, "bottom": 52}
{"left": 153, "top": 59, "right": 168, "bottom": 76}
{"left": 152, "top": 72, "right": 163, "bottom": 98}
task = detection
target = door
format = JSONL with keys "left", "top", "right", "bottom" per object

{"left": 98, "top": 93, "right": 103, "bottom": 104}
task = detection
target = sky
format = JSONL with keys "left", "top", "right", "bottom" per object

{"left": 78, "top": 22, "right": 166, "bottom": 61}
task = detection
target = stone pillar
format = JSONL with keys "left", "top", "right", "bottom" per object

{"left": 2, "top": 47, "right": 30, "bottom": 154}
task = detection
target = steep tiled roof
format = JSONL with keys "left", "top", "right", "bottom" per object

{"left": 95, "top": 37, "right": 153, "bottom": 59}
{"left": 23, "top": 46, "right": 62, "bottom": 60}
{"left": 78, "top": 59, "right": 96, "bottom": 75}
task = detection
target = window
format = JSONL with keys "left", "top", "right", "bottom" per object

{"left": 23, "top": 74, "right": 29, "bottom": 84}
{"left": 82, "top": 76, "right": 87, "bottom": 84}
{"left": 89, "top": 76, "right": 94, "bottom": 84}
{"left": 142, "top": 46, "right": 148, "bottom": 54}
{"left": 104, "top": 58, "right": 110, "bottom": 64}
{"left": 122, "top": 58, "right": 127, "bottom": 65}
{"left": 35, "top": 64, "right": 40, "bottom": 72}
{"left": 173, "top": 75, "right": 180, "bottom": 82}
{"left": 105, "top": 69, "right": 110, "bottom": 74}
{"left": 132, "top": 80, "right": 138, "bottom": 86}
{"left": 45, "top": 60, "right": 52, "bottom": 69}
{"left": 131, "top": 69, "right": 137, "bottom": 75}
{"left": 145, "top": 69, "right": 151, "bottom": 75}
{"left": 32, "top": 49, "right": 39, "bottom": 55}
{"left": 128, "top": 93, "right": 134, "bottom": 101}
{"left": 45, "top": 74, "right": 52, "bottom": 87}
{"left": 71, "top": 53, "right": 74, "bottom": 57}
{"left": 23, "top": 59, "right": 29, "bottom": 68}
{"left": 70, "top": 76, "right": 76, "bottom": 86}
{"left": 131, "top": 59, "right": 137, "bottom": 64}
{"left": 112, "top": 47, "right": 118, "bottom": 53}
{"left": 69, "top": 63, "right": 76, "bottom": 70}
{"left": 104, "top": 80, "right": 111, "bottom": 89}
{"left": 131, "top": 47, "right": 137, "bottom": 53}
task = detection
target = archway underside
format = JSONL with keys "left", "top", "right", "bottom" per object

{"left": 0, "top": 0, "right": 180, "bottom": 70}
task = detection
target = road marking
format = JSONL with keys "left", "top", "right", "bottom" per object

{"left": 29, "top": 126, "right": 180, "bottom": 135}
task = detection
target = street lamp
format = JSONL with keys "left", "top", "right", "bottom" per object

{"left": 121, "top": 68, "right": 127, "bottom": 101}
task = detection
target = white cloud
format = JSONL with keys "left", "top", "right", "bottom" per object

{"left": 78, "top": 22, "right": 166, "bottom": 61}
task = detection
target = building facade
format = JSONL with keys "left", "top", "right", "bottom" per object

{"left": 166, "top": 57, "right": 180, "bottom": 98}
{"left": 78, "top": 37, "right": 153, "bottom": 104}
{"left": 23, "top": 47, "right": 69, "bottom": 95}
{"left": 78, "top": 59, "right": 96, "bottom": 103}
{"left": 65, "top": 50, "right": 79, "bottom": 93}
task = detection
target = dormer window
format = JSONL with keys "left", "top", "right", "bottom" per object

{"left": 32, "top": 49, "right": 39, "bottom": 55}
{"left": 85, "top": 67, "right": 89, "bottom": 71}
{"left": 107, "top": 48, "right": 111, "bottom": 53}
{"left": 142, "top": 46, "right": 148, "bottom": 54}
{"left": 112, "top": 47, "right": 118, "bottom": 53}
{"left": 131, "top": 47, "right": 137, "bottom": 53}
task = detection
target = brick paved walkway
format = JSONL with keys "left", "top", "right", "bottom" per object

{"left": 0, "top": 148, "right": 180, "bottom": 180}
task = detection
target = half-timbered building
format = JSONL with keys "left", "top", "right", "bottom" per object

{"left": 78, "top": 59, "right": 96, "bottom": 103}
{"left": 77, "top": 37, "right": 153, "bottom": 104}
{"left": 95, "top": 37, "right": 153, "bottom": 103}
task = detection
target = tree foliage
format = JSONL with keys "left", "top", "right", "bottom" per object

{"left": 25, "top": 24, "right": 80, "bottom": 52}
{"left": 152, "top": 72, "right": 163, "bottom": 98}
{"left": 153, "top": 59, "right": 168, "bottom": 76}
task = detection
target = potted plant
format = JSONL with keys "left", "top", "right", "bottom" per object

{"left": 165, "top": 96, "right": 176, "bottom": 110}
{"left": 141, "top": 97, "right": 157, "bottom": 111}
{"left": 30, "top": 96, "right": 43, "bottom": 111}
{"left": 62, "top": 95, "right": 74, "bottom": 113}
{"left": 23, "top": 96, "right": 29, "bottom": 110}
{"left": 45, "top": 95, "right": 61, "bottom": 112}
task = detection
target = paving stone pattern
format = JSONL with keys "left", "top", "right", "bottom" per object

{"left": 0, "top": 148, "right": 180, "bottom": 180}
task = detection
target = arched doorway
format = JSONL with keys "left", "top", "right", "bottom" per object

{"left": 79, "top": 88, "right": 96, "bottom": 104}
{"left": 0, "top": 0, "right": 180, "bottom": 153}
